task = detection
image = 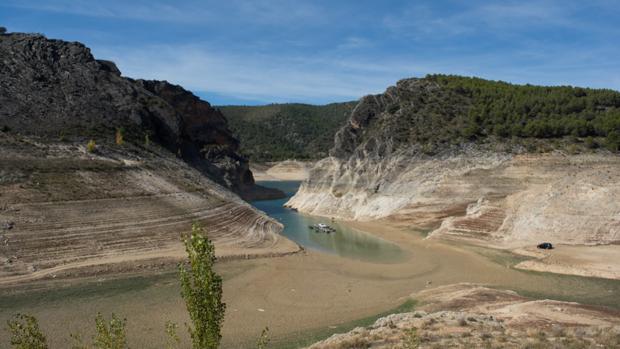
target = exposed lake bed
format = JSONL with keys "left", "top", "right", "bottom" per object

{"left": 1, "top": 181, "right": 619, "bottom": 348}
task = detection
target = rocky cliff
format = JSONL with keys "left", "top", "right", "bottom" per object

{"left": 287, "top": 77, "right": 620, "bottom": 248}
{"left": 0, "top": 31, "right": 277, "bottom": 199}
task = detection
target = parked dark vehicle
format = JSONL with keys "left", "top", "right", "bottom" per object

{"left": 537, "top": 242, "right": 554, "bottom": 250}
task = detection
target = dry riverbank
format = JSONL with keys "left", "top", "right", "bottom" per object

{"left": 289, "top": 153, "right": 620, "bottom": 281}
{"left": 2, "top": 219, "right": 619, "bottom": 348}
{"left": 512, "top": 244, "right": 620, "bottom": 280}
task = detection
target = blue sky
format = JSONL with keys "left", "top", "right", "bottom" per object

{"left": 1, "top": 0, "right": 619, "bottom": 105}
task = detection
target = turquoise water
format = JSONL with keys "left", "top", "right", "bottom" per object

{"left": 254, "top": 181, "right": 405, "bottom": 263}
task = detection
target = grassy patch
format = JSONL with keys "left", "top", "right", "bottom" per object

{"left": 0, "top": 272, "right": 178, "bottom": 310}
{"left": 462, "top": 245, "right": 532, "bottom": 268}
{"left": 494, "top": 270, "right": 620, "bottom": 310}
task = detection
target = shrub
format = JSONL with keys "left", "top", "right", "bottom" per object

{"left": 605, "top": 130, "right": 620, "bottom": 151}
{"left": 115, "top": 128, "right": 124, "bottom": 146}
{"left": 256, "top": 327, "right": 270, "bottom": 349}
{"left": 584, "top": 136, "right": 598, "bottom": 149}
{"left": 165, "top": 321, "right": 180, "bottom": 349}
{"left": 6, "top": 314, "right": 48, "bottom": 349}
{"left": 87, "top": 139, "right": 96, "bottom": 153}
{"left": 403, "top": 327, "right": 420, "bottom": 349}
{"left": 179, "top": 223, "right": 225, "bottom": 349}
{"left": 92, "top": 313, "right": 127, "bottom": 349}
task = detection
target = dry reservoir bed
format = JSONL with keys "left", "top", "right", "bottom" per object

{"left": 1, "top": 221, "right": 619, "bottom": 349}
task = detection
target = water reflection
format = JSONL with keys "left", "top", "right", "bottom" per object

{"left": 253, "top": 181, "right": 405, "bottom": 263}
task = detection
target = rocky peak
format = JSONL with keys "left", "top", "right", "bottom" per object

{"left": 330, "top": 78, "right": 433, "bottom": 159}
{"left": 0, "top": 32, "right": 272, "bottom": 198}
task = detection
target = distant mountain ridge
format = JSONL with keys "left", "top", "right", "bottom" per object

{"left": 220, "top": 102, "right": 356, "bottom": 161}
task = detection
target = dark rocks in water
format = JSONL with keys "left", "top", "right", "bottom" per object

{"left": 537, "top": 242, "right": 554, "bottom": 250}
{"left": 0, "top": 32, "right": 280, "bottom": 199}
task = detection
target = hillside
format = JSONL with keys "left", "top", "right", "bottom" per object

{"left": 288, "top": 76, "right": 620, "bottom": 267}
{"left": 0, "top": 31, "right": 298, "bottom": 286}
{"left": 220, "top": 102, "right": 356, "bottom": 161}
{"left": 329, "top": 75, "right": 620, "bottom": 159}
{"left": 0, "top": 31, "right": 284, "bottom": 199}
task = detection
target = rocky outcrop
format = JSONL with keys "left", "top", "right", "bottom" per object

{"left": 0, "top": 32, "right": 278, "bottom": 199}
{"left": 288, "top": 78, "right": 620, "bottom": 248}
{"left": 308, "top": 284, "right": 620, "bottom": 348}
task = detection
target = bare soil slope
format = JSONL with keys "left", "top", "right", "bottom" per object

{"left": 0, "top": 135, "right": 298, "bottom": 286}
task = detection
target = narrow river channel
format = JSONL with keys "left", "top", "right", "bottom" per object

{"left": 253, "top": 181, "right": 405, "bottom": 263}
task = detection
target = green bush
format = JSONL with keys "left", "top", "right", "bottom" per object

{"left": 86, "top": 139, "right": 96, "bottom": 153}
{"left": 115, "top": 128, "right": 124, "bottom": 146}
{"left": 6, "top": 314, "right": 48, "bottom": 349}
{"left": 256, "top": 327, "right": 270, "bottom": 349}
{"left": 70, "top": 313, "right": 127, "bottom": 349}
{"left": 92, "top": 313, "right": 127, "bottom": 349}
{"left": 606, "top": 130, "right": 620, "bottom": 151}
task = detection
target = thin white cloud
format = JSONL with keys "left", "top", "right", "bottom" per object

{"left": 337, "top": 37, "right": 373, "bottom": 50}
{"left": 382, "top": 1, "right": 578, "bottom": 39}
{"left": 3, "top": 0, "right": 207, "bottom": 22}
{"left": 91, "top": 36, "right": 620, "bottom": 104}
{"left": 95, "top": 44, "right": 434, "bottom": 103}
{"left": 3, "top": 0, "right": 325, "bottom": 26}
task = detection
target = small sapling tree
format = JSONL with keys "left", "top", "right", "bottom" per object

{"left": 179, "top": 223, "right": 226, "bottom": 349}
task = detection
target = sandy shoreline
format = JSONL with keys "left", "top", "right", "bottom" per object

{"left": 513, "top": 244, "right": 620, "bottom": 280}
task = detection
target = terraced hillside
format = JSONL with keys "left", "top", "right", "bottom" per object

{"left": 0, "top": 31, "right": 298, "bottom": 286}
{"left": 0, "top": 135, "right": 298, "bottom": 286}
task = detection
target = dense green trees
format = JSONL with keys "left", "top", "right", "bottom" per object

{"left": 426, "top": 75, "right": 620, "bottom": 149}
{"left": 222, "top": 77, "right": 620, "bottom": 160}
{"left": 220, "top": 102, "right": 356, "bottom": 161}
